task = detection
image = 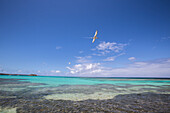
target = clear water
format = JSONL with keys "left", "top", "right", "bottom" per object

{"left": 0, "top": 75, "right": 170, "bottom": 112}
{"left": 0, "top": 75, "right": 170, "bottom": 101}
{"left": 0, "top": 75, "right": 170, "bottom": 87}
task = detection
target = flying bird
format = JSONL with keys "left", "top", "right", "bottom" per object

{"left": 92, "top": 30, "right": 99, "bottom": 43}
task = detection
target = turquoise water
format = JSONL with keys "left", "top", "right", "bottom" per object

{"left": 0, "top": 75, "right": 170, "bottom": 101}
{"left": 0, "top": 75, "right": 170, "bottom": 87}
{"left": 1, "top": 75, "right": 170, "bottom": 112}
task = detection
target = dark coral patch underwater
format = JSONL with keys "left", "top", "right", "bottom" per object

{"left": 0, "top": 78, "right": 170, "bottom": 113}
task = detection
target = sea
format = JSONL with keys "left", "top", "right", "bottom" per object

{"left": 0, "top": 75, "right": 170, "bottom": 112}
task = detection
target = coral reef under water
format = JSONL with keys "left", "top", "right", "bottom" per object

{"left": 0, "top": 78, "right": 170, "bottom": 113}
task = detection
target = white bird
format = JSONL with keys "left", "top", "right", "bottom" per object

{"left": 92, "top": 30, "right": 99, "bottom": 43}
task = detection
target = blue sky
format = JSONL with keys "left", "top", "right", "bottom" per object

{"left": 0, "top": 0, "right": 170, "bottom": 77}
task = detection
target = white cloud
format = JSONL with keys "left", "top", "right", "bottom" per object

{"left": 55, "top": 70, "right": 61, "bottom": 73}
{"left": 93, "top": 41, "right": 127, "bottom": 56}
{"left": 56, "top": 46, "right": 62, "bottom": 50}
{"left": 104, "top": 53, "right": 125, "bottom": 62}
{"left": 103, "top": 56, "right": 116, "bottom": 61}
{"left": 96, "top": 42, "right": 116, "bottom": 50}
{"left": 51, "top": 70, "right": 61, "bottom": 73}
{"left": 128, "top": 57, "right": 136, "bottom": 61}
{"left": 76, "top": 56, "right": 92, "bottom": 63}
{"left": 104, "top": 58, "right": 170, "bottom": 77}
{"left": 66, "top": 63, "right": 102, "bottom": 75}
{"left": 67, "top": 58, "right": 170, "bottom": 77}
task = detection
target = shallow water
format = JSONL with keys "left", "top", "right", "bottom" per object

{"left": 1, "top": 75, "right": 170, "bottom": 87}
{"left": 0, "top": 75, "right": 170, "bottom": 112}
{"left": 0, "top": 75, "right": 170, "bottom": 100}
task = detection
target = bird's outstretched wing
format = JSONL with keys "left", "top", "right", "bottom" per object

{"left": 92, "top": 38, "right": 95, "bottom": 43}
{"left": 82, "top": 37, "right": 93, "bottom": 39}
{"left": 94, "top": 30, "right": 98, "bottom": 37}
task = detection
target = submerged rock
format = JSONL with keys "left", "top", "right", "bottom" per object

{"left": 0, "top": 78, "right": 170, "bottom": 112}
{"left": 0, "top": 93, "right": 170, "bottom": 113}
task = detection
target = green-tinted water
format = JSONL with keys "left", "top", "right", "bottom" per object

{"left": 0, "top": 75, "right": 170, "bottom": 87}
{"left": 0, "top": 75, "right": 170, "bottom": 112}
{"left": 0, "top": 75, "right": 170, "bottom": 101}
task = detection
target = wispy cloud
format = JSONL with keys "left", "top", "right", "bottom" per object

{"left": 128, "top": 57, "right": 136, "bottom": 61}
{"left": 51, "top": 70, "right": 61, "bottom": 73}
{"left": 156, "top": 36, "right": 170, "bottom": 42}
{"left": 56, "top": 46, "right": 62, "bottom": 50}
{"left": 67, "top": 58, "right": 170, "bottom": 77}
{"left": 103, "top": 56, "right": 116, "bottom": 61}
{"left": 104, "top": 53, "right": 125, "bottom": 62}
{"left": 92, "top": 41, "right": 127, "bottom": 56}
{"left": 66, "top": 63, "right": 102, "bottom": 75}
{"left": 105, "top": 58, "right": 170, "bottom": 77}
{"left": 75, "top": 41, "right": 127, "bottom": 64}
{"left": 76, "top": 56, "right": 92, "bottom": 63}
{"left": 161, "top": 37, "right": 170, "bottom": 40}
{"left": 35, "top": 70, "right": 61, "bottom": 75}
